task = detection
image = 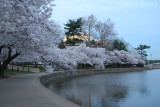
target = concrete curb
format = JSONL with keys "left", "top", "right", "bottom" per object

{"left": 35, "top": 73, "right": 81, "bottom": 107}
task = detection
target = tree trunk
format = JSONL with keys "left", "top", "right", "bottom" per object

{"left": 34, "top": 61, "right": 38, "bottom": 68}
{"left": 0, "top": 64, "right": 6, "bottom": 78}
{"left": 88, "top": 35, "right": 91, "bottom": 47}
{"left": 101, "top": 38, "right": 104, "bottom": 48}
{"left": 0, "top": 45, "right": 20, "bottom": 77}
{"left": 0, "top": 53, "right": 20, "bottom": 77}
{"left": 88, "top": 26, "right": 91, "bottom": 47}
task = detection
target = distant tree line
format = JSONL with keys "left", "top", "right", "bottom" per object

{"left": 60, "top": 14, "right": 151, "bottom": 61}
{"left": 60, "top": 14, "right": 129, "bottom": 52}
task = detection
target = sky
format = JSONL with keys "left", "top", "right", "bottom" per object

{"left": 51, "top": 0, "right": 160, "bottom": 60}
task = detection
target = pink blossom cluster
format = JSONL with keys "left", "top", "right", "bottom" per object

{"left": 42, "top": 44, "right": 145, "bottom": 71}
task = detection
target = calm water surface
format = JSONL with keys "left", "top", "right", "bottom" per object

{"left": 46, "top": 69, "right": 160, "bottom": 107}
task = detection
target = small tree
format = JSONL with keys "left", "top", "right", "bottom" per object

{"left": 136, "top": 44, "right": 151, "bottom": 60}
{"left": 95, "top": 19, "right": 116, "bottom": 48}
{"left": 58, "top": 41, "right": 66, "bottom": 49}
{"left": 82, "top": 14, "right": 97, "bottom": 46}
{"left": 90, "top": 40, "right": 96, "bottom": 46}
{"left": 112, "top": 39, "right": 128, "bottom": 51}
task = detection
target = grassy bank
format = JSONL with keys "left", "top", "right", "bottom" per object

{"left": 0, "top": 69, "right": 34, "bottom": 80}
{"left": 5, "top": 69, "right": 34, "bottom": 75}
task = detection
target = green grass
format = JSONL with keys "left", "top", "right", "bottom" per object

{"left": 37, "top": 66, "right": 45, "bottom": 72}
{"left": 4, "top": 69, "right": 34, "bottom": 75}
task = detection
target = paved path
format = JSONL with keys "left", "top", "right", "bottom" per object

{"left": 0, "top": 73, "right": 80, "bottom": 107}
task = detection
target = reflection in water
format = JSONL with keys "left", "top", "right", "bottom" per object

{"left": 46, "top": 69, "right": 160, "bottom": 107}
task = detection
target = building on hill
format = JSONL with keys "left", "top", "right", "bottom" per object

{"left": 63, "top": 35, "right": 92, "bottom": 42}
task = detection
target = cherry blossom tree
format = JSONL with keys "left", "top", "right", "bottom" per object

{"left": 107, "top": 50, "right": 145, "bottom": 66}
{"left": 44, "top": 44, "right": 145, "bottom": 71}
{"left": 0, "top": 0, "right": 62, "bottom": 77}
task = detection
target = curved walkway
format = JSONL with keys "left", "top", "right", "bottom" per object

{"left": 0, "top": 73, "right": 80, "bottom": 107}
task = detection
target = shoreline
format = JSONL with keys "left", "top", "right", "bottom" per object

{"left": 40, "top": 67, "right": 154, "bottom": 86}
{"left": 40, "top": 67, "right": 156, "bottom": 107}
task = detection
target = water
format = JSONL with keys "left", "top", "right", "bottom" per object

{"left": 46, "top": 69, "right": 160, "bottom": 107}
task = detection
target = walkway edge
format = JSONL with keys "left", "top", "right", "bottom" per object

{"left": 33, "top": 73, "right": 81, "bottom": 107}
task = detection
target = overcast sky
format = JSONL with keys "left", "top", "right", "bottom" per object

{"left": 51, "top": 0, "right": 160, "bottom": 60}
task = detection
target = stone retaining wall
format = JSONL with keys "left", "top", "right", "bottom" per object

{"left": 40, "top": 67, "right": 150, "bottom": 85}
